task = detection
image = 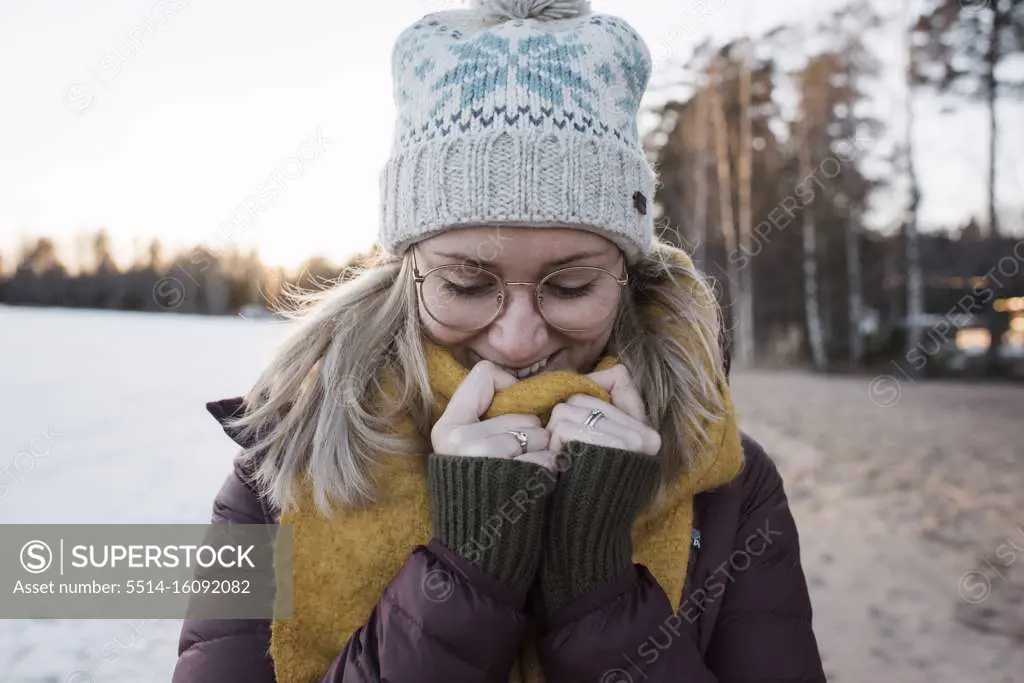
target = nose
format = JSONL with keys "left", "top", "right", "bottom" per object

{"left": 486, "top": 285, "right": 551, "bottom": 365}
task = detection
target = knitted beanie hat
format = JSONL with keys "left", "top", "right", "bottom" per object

{"left": 378, "top": 0, "right": 656, "bottom": 263}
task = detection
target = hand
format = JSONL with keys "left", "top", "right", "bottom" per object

{"left": 431, "top": 360, "right": 557, "bottom": 470}
{"left": 546, "top": 365, "right": 661, "bottom": 457}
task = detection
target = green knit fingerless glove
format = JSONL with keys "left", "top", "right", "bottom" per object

{"left": 428, "top": 454, "right": 557, "bottom": 594}
{"left": 539, "top": 441, "right": 661, "bottom": 616}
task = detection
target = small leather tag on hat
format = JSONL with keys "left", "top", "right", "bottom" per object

{"left": 633, "top": 191, "right": 647, "bottom": 215}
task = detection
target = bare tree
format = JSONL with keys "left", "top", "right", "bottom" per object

{"left": 709, "top": 63, "right": 745, "bottom": 366}
{"left": 692, "top": 85, "right": 711, "bottom": 272}
{"left": 796, "top": 105, "right": 828, "bottom": 371}
{"left": 913, "top": 0, "right": 1024, "bottom": 237}
{"left": 905, "top": 0, "right": 926, "bottom": 364}
{"left": 845, "top": 200, "right": 865, "bottom": 366}
{"left": 736, "top": 40, "right": 756, "bottom": 366}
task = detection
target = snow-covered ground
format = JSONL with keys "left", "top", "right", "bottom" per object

{"left": 1, "top": 306, "right": 1021, "bottom": 682}
{"left": 0, "top": 306, "right": 290, "bottom": 683}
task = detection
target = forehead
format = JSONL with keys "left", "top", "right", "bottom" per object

{"left": 416, "top": 226, "right": 618, "bottom": 269}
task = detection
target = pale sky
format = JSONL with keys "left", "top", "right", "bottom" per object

{"left": 1, "top": 0, "right": 1020, "bottom": 271}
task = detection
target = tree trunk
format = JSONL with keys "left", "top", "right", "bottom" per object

{"left": 985, "top": 5, "right": 1000, "bottom": 238}
{"left": 983, "top": 4, "right": 1005, "bottom": 376}
{"left": 798, "top": 122, "right": 827, "bottom": 371}
{"left": 846, "top": 205, "right": 865, "bottom": 367}
{"left": 709, "top": 69, "right": 744, "bottom": 366}
{"left": 693, "top": 87, "right": 710, "bottom": 272}
{"left": 904, "top": 0, "right": 925, "bottom": 366}
{"left": 736, "top": 45, "right": 756, "bottom": 366}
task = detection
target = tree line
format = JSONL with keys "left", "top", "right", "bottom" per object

{"left": 0, "top": 230, "right": 358, "bottom": 315}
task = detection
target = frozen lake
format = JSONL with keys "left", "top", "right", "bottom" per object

{"left": 0, "top": 306, "right": 290, "bottom": 683}
{"left": 2, "top": 305, "right": 1021, "bottom": 682}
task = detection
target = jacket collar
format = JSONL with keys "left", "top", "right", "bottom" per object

{"left": 206, "top": 397, "right": 252, "bottom": 447}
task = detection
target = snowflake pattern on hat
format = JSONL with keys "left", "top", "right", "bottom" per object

{"left": 380, "top": 5, "right": 657, "bottom": 263}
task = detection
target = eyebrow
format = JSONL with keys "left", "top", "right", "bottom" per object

{"left": 431, "top": 250, "right": 612, "bottom": 269}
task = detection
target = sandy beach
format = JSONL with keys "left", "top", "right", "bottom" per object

{"left": 732, "top": 370, "right": 1024, "bottom": 683}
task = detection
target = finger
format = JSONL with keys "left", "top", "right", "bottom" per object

{"left": 548, "top": 401, "right": 645, "bottom": 453}
{"left": 586, "top": 365, "right": 646, "bottom": 422}
{"left": 477, "top": 413, "right": 543, "bottom": 432}
{"left": 459, "top": 428, "right": 550, "bottom": 458}
{"left": 563, "top": 394, "right": 659, "bottom": 454}
{"left": 548, "top": 400, "right": 627, "bottom": 432}
{"left": 436, "top": 414, "right": 541, "bottom": 455}
{"left": 453, "top": 415, "right": 542, "bottom": 453}
{"left": 440, "top": 361, "right": 518, "bottom": 425}
{"left": 549, "top": 420, "right": 626, "bottom": 454}
{"left": 562, "top": 394, "right": 639, "bottom": 430}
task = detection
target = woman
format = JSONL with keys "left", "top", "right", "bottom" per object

{"left": 173, "top": 1, "right": 825, "bottom": 681}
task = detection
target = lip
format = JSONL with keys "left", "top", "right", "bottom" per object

{"left": 470, "top": 349, "right": 562, "bottom": 376}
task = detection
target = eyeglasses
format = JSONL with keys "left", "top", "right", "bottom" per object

{"left": 412, "top": 249, "right": 629, "bottom": 333}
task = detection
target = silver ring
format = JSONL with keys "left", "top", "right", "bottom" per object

{"left": 583, "top": 408, "right": 606, "bottom": 429}
{"left": 506, "top": 430, "right": 529, "bottom": 456}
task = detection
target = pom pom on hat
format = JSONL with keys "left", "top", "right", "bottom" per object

{"left": 472, "top": 0, "right": 592, "bottom": 21}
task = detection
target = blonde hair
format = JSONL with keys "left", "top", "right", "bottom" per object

{"left": 228, "top": 238, "right": 727, "bottom": 515}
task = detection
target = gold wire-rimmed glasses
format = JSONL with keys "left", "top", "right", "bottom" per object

{"left": 412, "top": 249, "right": 629, "bottom": 333}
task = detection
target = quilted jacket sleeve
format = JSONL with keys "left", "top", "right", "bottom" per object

{"left": 172, "top": 454, "right": 279, "bottom": 683}
{"left": 536, "top": 437, "right": 826, "bottom": 683}
{"left": 700, "top": 437, "right": 826, "bottom": 682}
{"left": 172, "top": 450, "right": 532, "bottom": 683}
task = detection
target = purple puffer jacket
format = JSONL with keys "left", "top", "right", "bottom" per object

{"left": 172, "top": 398, "right": 826, "bottom": 683}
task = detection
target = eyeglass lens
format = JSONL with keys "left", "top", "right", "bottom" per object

{"left": 419, "top": 264, "right": 621, "bottom": 332}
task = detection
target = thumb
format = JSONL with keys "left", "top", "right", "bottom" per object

{"left": 440, "top": 360, "right": 517, "bottom": 425}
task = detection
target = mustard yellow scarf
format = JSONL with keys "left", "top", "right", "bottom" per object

{"left": 271, "top": 251, "right": 744, "bottom": 683}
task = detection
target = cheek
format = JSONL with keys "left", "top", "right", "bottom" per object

{"left": 581, "top": 318, "right": 615, "bottom": 346}
{"left": 564, "top": 322, "right": 615, "bottom": 367}
{"left": 420, "top": 309, "right": 476, "bottom": 354}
